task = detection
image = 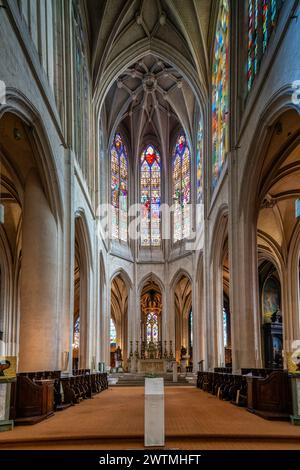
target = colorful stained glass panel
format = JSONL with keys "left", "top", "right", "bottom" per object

{"left": 197, "top": 120, "right": 204, "bottom": 205}
{"left": 172, "top": 133, "right": 191, "bottom": 242}
{"left": 140, "top": 145, "right": 161, "bottom": 247}
{"left": 110, "top": 133, "right": 128, "bottom": 242}
{"left": 212, "top": 0, "right": 229, "bottom": 189}
{"left": 110, "top": 319, "right": 117, "bottom": 345}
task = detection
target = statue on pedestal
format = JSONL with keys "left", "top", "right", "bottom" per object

{"left": 180, "top": 345, "right": 189, "bottom": 374}
{"left": 180, "top": 346, "right": 187, "bottom": 360}
{"left": 114, "top": 346, "right": 123, "bottom": 371}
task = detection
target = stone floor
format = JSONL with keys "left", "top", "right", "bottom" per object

{"left": 1, "top": 386, "right": 300, "bottom": 449}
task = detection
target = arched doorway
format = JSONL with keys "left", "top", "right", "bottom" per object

{"left": 174, "top": 274, "right": 192, "bottom": 367}
{"left": 72, "top": 215, "right": 91, "bottom": 370}
{"left": 210, "top": 210, "right": 231, "bottom": 369}
{"left": 140, "top": 280, "right": 162, "bottom": 358}
{"left": 222, "top": 243, "right": 231, "bottom": 366}
{"left": 110, "top": 274, "right": 128, "bottom": 370}
{"left": 72, "top": 245, "right": 81, "bottom": 370}
{"left": 259, "top": 260, "right": 283, "bottom": 369}
{"left": 253, "top": 109, "right": 300, "bottom": 368}
{"left": 0, "top": 112, "right": 60, "bottom": 371}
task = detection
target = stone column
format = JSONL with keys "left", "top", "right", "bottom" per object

{"left": 105, "top": 284, "right": 111, "bottom": 367}
{"left": 229, "top": 183, "right": 262, "bottom": 372}
{"left": 19, "top": 169, "right": 59, "bottom": 372}
{"left": 192, "top": 276, "right": 199, "bottom": 372}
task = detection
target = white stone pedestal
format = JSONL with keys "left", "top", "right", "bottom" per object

{"left": 144, "top": 378, "right": 165, "bottom": 447}
{"left": 0, "top": 381, "right": 14, "bottom": 432}
{"left": 172, "top": 362, "right": 178, "bottom": 382}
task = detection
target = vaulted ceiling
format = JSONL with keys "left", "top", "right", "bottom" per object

{"left": 85, "top": 0, "right": 212, "bottom": 153}
{"left": 257, "top": 110, "right": 300, "bottom": 267}
{"left": 174, "top": 275, "right": 192, "bottom": 319}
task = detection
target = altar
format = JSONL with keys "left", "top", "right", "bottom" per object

{"left": 137, "top": 359, "right": 166, "bottom": 374}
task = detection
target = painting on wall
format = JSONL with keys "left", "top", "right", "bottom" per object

{"left": 0, "top": 356, "right": 17, "bottom": 380}
{"left": 262, "top": 277, "right": 280, "bottom": 323}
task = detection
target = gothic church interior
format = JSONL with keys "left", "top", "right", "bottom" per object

{"left": 0, "top": 0, "right": 300, "bottom": 450}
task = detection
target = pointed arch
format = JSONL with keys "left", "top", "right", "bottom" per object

{"left": 74, "top": 209, "right": 93, "bottom": 273}
{"left": 138, "top": 272, "right": 165, "bottom": 295}
{"left": 170, "top": 268, "right": 193, "bottom": 291}
{"left": 0, "top": 90, "right": 64, "bottom": 225}
{"left": 110, "top": 268, "right": 133, "bottom": 290}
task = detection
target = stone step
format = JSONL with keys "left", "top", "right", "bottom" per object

{"left": 110, "top": 381, "right": 195, "bottom": 387}
{"left": 108, "top": 372, "right": 195, "bottom": 387}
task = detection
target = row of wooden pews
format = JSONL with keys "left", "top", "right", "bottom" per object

{"left": 197, "top": 371, "right": 248, "bottom": 406}
{"left": 197, "top": 368, "right": 292, "bottom": 420}
{"left": 10, "top": 370, "right": 108, "bottom": 425}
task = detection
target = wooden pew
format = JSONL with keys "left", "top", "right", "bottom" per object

{"left": 10, "top": 370, "right": 109, "bottom": 424}
{"left": 197, "top": 368, "right": 292, "bottom": 417}
{"left": 14, "top": 375, "right": 54, "bottom": 425}
{"left": 246, "top": 370, "right": 292, "bottom": 420}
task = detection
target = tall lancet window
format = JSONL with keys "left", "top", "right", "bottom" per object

{"left": 172, "top": 133, "right": 191, "bottom": 242}
{"left": 247, "top": 0, "right": 259, "bottom": 91}
{"left": 212, "top": 0, "right": 229, "bottom": 190}
{"left": 140, "top": 145, "right": 161, "bottom": 247}
{"left": 111, "top": 133, "right": 128, "bottom": 242}
{"left": 247, "top": 0, "right": 283, "bottom": 91}
{"left": 197, "top": 119, "right": 204, "bottom": 205}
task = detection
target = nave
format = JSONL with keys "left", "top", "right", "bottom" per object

{"left": 1, "top": 386, "right": 300, "bottom": 450}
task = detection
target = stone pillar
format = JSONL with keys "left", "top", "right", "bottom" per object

{"left": 105, "top": 285, "right": 111, "bottom": 367}
{"left": 229, "top": 196, "right": 262, "bottom": 371}
{"left": 19, "top": 169, "right": 58, "bottom": 371}
{"left": 162, "top": 286, "right": 169, "bottom": 345}
{"left": 192, "top": 276, "right": 199, "bottom": 372}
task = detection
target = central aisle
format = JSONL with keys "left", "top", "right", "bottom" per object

{"left": 1, "top": 387, "right": 300, "bottom": 449}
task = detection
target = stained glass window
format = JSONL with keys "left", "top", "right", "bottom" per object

{"left": 111, "top": 133, "right": 128, "bottom": 242}
{"left": 197, "top": 119, "right": 204, "bottom": 205}
{"left": 262, "top": 0, "right": 269, "bottom": 52}
{"left": 223, "top": 308, "right": 228, "bottom": 348}
{"left": 140, "top": 145, "right": 161, "bottom": 247}
{"left": 146, "top": 313, "right": 159, "bottom": 344}
{"left": 110, "top": 319, "right": 116, "bottom": 345}
{"left": 172, "top": 133, "right": 191, "bottom": 242}
{"left": 247, "top": 0, "right": 259, "bottom": 91}
{"left": 247, "top": 1, "right": 283, "bottom": 91}
{"left": 189, "top": 310, "right": 193, "bottom": 348}
{"left": 73, "top": 317, "right": 80, "bottom": 350}
{"left": 73, "top": 2, "right": 89, "bottom": 180}
{"left": 212, "top": 0, "right": 229, "bottom": 190}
